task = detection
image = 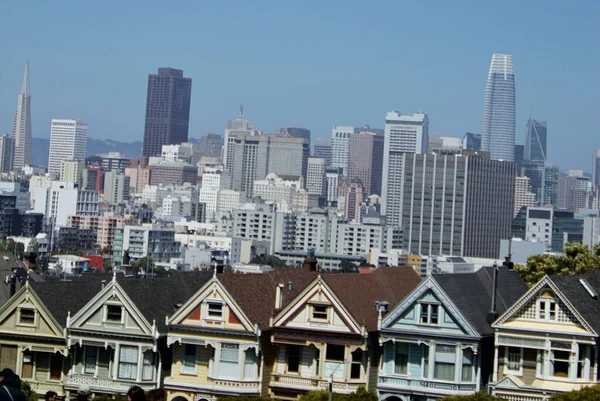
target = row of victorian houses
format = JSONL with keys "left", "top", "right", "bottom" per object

{"left": 0, "top": 256, "right": 600, "bottom": 401}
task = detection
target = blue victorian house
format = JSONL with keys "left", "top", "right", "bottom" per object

{"left": 377, "top": 266, "right": 527, "bottom": 401}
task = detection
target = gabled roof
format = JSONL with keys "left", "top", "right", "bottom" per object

{"left": 323, "top": 267, "right": 421, "bottom": 332}
{"left": 548, "top": 270, "right": 600, "bottom": 335}
{"left": 434, "top": 266, "right": 527, "bottom": 336}
{"left": 219, "top": 268, "right": 319, "bottom": 329}
{"left": 31, "top": 279, "right": 100, "bottom": 327}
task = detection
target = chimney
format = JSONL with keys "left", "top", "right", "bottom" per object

{"left": 287, "top": 281, "right": 293, "bottom": 291}
{"left": 101, "top": 279, "right": 107, "bottom": 290}
{"left": 303, "top": 248, "right": 318, "bottom": 271}
{"left": 9, "top": 270, "right": 17, "bottom": 298}
{"left": 275, "top": 284, "right": 284, "bottom": 309}
{"left": 487, "top": 263, "right": 499, "bottom": 324}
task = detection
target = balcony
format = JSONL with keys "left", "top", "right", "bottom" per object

{"left": 164, "top": 377, "right": 260, "bottom": 395}
{"left": 28, "top": 381, "right": 64, "bottom": 397}
{"left": 270, "top": 374, "right": 363, "bottom": 394}
{"left": 378, "top": 376, "right": 476, "bottom": 395}
{"left": 65, "top": 375, "right": 155, "bottom": 393}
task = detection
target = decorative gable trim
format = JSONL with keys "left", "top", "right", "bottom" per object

{"left": 0, "top": 282, "right": 65, "bottom": 341}
{"left": 271, "top": 275, "right": 364, "bottom": 335}
{"left": 166, "top": 275, "right": 257, "bottom": 334}
{"left": 380, "top": 277, "right": 480, "bottom": 338}
{"left": 492, "top": 276, "right": 596, "bottom": 335}
{"left": 67, "top": 274, "right": 155, "bottom": 337}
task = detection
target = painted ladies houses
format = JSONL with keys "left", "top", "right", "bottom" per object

{"left": 378, "top": 265, "right": 527, "bottom": 401}
{"left": 490, "top": 271, "right": 600, "bottom": 400}
{"left": 164, "top": 268, "right": 319, "bottom": 401}
{"left": 268, "top": 267, "right": 421, "bottom": 400}
{"left": 63, "top": 272, "right": 211, "bottom": 398}
{"left": 0, "top": 280, "right": 95, "bottom": 399}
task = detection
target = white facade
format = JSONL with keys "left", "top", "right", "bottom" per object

{"left": 28, "top": 175, "right": 53, "bottom": 209}
{"left": 524, "top": 207, "right": 553, "bottom": 250}
{"left": 161, "top": 143, "right": 193, "bottom": 163}
{"left": 33, "top": 181, "right": 99, "bottom": 227}
{"left": 103, "top": 171, "right": 130, "bottom": 205}
{"left": 59, "top": 159, "right": 85, "bottom": 186}
{"left": 223, "top": 111, "right": 255, "bottom": 172}
{"left": 0, "top": 181, "right": 30, "bottom": 212}
{"left": 306, "top": 157, "right": 326, "bottom": 196}
{"left": 216, "top": 190, "right": 244, "bottom": 214}
{"left": 330, "top": 126, "right": 354, "bottom": 174}
{"left": 48, "top": 119, "right": 88, "bottom": 178}
{"left": 381, "top": 111, "right": 429, "bottom": 225}
{"left": 514, "top": 176, "right": 536, "bottom": 217}
{"left": 199, "top": 168, "right": 232, "bottom": 218}
{"left": 253, "top": 173, "right": 308, "bottom": 212}
{"left": 326, "top": 169, "right": 341, "bottom": 203}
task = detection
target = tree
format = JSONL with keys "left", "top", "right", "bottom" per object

{"left": 339, "top": 259, "right": 359, "bottom": 273}
{"left": 21, "top": 381, "right": 39, "bottom": 401}
{"left": 251, "top": 255, "right": 287, "bottom": 268}
{"left": 515, "top": 243, "right": 600, "bottom": 286}
{"left": 441, "top": 394, "right": 506, "bottom": 401}
{"left": 36, "top": 256, "right": 49, "bottom": 271}
{"left": 131, "top": 256, "right": 155, "bottom": 274}
{"left": 297, "top": 387, "right": 377, "bottom": 401}
{"left": 548, "top": 384, "right": 600, "bottom": 400}
{"left": 5, "top": 238, "right": 15, "bottom": 254}
{"left": 26, "top": 239, "right": 39, "bottom": 254}
{"left": 15, "top": 242, "right": 25, "bottom": 259}
{"left": 103, "top": 259, "right": 114, "bottom": 274}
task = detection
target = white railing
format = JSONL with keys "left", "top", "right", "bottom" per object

{"left": 65, "top": 376, "right": 155, "bottom": 392}
{"left": 270, "top": 374, "right": 362, "bottom": 394}
{"left": 27, "top": 382, "right": 64, "bottom": 396}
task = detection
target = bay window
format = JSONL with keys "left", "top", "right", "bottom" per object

{"left": 21, "top": 351, "right": 33, "bottom": 379}
{"left": 504, "top": 347, "right": 523, "bottom": 375}
{"left": 394, "top": 343, "right": 409, "bottom": 375}
{"left": 118, "top": 346, "right": 138, "bottom": 380}
{"left": 84, "top": 347, "right": 98, "bottom": 374}
{"left": 351, "top": 349, "right": 363, "bottom": 379}
{"left": 434, "top": 345, "right": 455, "bottom": 381}
{"left": 244, "top": 348, "right": 257, "bottom": 379}
{"left": 181, "top": 344, "right": 197, "bottom": 374}
{"left": 325, "top": 344, "right": 345, "bottom": 379}
{"left": 142, "top": 350, "right": 155, "bottom": 381}
{"left": 287, "top": 345, "right": 301, "bottom": 373}
{"left": 219, "top": 344, "right": 240, "bottom": 379}
{"left": 462, "top": 348, "right": 474, "bottom": 382}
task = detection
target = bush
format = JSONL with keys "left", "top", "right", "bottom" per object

{"left": 441, "top": 394, "right": 506, "bottom": 401}
{"left": 549, "top": 384, "right": 600, "bottom": 400}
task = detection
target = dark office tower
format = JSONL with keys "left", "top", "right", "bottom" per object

{"left": 401, "top": 153, "right": 515, "bottom": 258}
{"left": 142, "top": 68, "right": 192, "bottom": 158}
{"left": 347, "top": 132, "right": 384, "bottom": 196}
{"left": 514, "top": 144, "right": 524, "bottom": 175}
{"left": 277, "top": 127, "right": 311, "bottom": 143}
{"left": 521, "top": 160, "right": 559, "bottom": 206}
{"left": 197, "top": 133, "right": 224, "bottom": 157}
{"left": 463, "top": 132, "right": 482, "bottom": 151}
{"left": 524, "top": 117, "right": 547, "bottom": 161}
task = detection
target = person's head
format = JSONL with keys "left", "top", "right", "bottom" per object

{"left": 0, "top": 369, "right": 19, "bottom": 387}
{"left": 45, "top": 391, "right": 58, "bottom": 401}
{"left": 146, "top": 389, "right": 166, "bottom": 401}
{"left": 127, "top": 386, "right": 146, "bottom": 401}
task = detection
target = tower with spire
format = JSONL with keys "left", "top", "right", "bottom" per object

{"left": 12, "top": 61, "right": 33, "bottom": 171}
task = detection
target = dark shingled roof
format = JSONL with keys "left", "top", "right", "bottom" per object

{"left": 323, "top": 267, "right": 421, "bottom": 332}
{"left": 219, "top": 268, "right": 319, "bottom": 329}
{"left": 434, "top": 266, "right": 528, "bottom": 336}
{"left": 549, "top": 270, "right": 600, "bottom": 335}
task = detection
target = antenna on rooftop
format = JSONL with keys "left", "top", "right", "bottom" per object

{"left": 240, "top": 105, "right": 244, "bottom": 119}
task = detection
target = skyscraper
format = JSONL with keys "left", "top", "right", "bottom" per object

{"left": 0, "top": 135, "right": 15, "bottom": 173}
{"left": 521, "top": 160, "right": 559, "bottom": 206}
{"left": 11, "top": 61, "right": 33, "bottom": 171}
{"left": 312, "top": 140, "right": 332, "bottom": 167}
{"left": 557, "top": 170, "right": 590, "bottom": 212}
{"left": 48, "top": 119, "right": 88, "bottom": 178}
{"left": 524, "top": 117, "right": 547, "bottom": 161}
{"left": 331, "top": 126, "right": 354, "bottom": 175}
{"left": 462, "top": 132, "right": 481, "bottom": 151}
{"left": 481, "top": 54, "right": 516, "bottom": 162}
{"left": 514, "top": 176, "right": 536, "bottom": 217}
{"left": 142, "top": 68, "right": 192, "bottom": 158}
{"left": 347, "top": 131, "right": 384, "bottom": 196}
{"left": 593, "top": 149, "right": 600, "bottom": 188}
{"left": 401, "top": 153, "right": 515, "bottom": 258}
{"left": 381, "top": 111, "right": 429, "bottom": 226}
{"left": 223, "top": 108, "right": 255, "bottom": 171}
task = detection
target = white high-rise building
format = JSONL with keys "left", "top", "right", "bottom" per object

{"left": 33, "top": 181, "right": 99, "bottom": 227}
{"left": 306, "top": 157, "right": 326, "bottom": 196}
{"left": 199, "top": 168, "right": 232, "bottom": 219}
{"left": 481, "top": 54, "right": 516, "bottom": 162}
{"left": 12, "top": 62, "right": 33, "bottom": 171}
{"left": 381, "top": 111, "right": 429, "bottom": 225}
{"left": 514, "top": 176, "right": 536, "bottom": 217}
{"left": 59, "top": 160, "right": 85, "bottom": 187}
{"left": 48, "top": 119, "right": 88, "bottom": 178}
{"left": 223, "top": 108, "right": 255, "bottom": 172}
{"left": 330, "top": 126, "right": 354, "bottom": 175}
{"left": 326, "top": 168, "right": 341, "bottom": 203}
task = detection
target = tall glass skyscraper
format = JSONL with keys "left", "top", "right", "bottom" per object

{"left": 524, "top": 117, "right": 547, "bottom": 161}
{"left": 481, "top": 54, "right": 516, "bottom": 162}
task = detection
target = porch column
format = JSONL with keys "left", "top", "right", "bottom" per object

{"left": 136, "top": 345, "right": 143, "bottom": 382}
{"left": 112, "top": 344, "right": 120, "bottom": 380}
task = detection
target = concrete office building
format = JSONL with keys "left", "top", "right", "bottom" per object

{"left": 462, "top": 132, "right": 481, "bottom": 151}
{"left": 347, "top": 131, "right": 384, "bottom": 196}
{"left": 33, "top": 181, "right": 99, "bottom": 227}
{"left": 481, "top": 54, "right": 516, "bottom": 161}
{"left": 330, "top": 126, "right": 354, "bottom": 174}
{"left": 343, "top": 180, "right": 364, "bottom": 221}
{"left": 312, "top": 140, "right": 332, "bottom": 167}
{"left": 253, "top": 173, "right": 308, "bottom": 212}
{"left": 325, "top": 168, "right": 342, "bottom": 203}
{"left": 100, "top": 152, "right": 131, "bottom": 173}
{"left": 59, "top": 160, "right": 85, "bottom": 187}
{"left": 401, "top": 153, "right": 515, "bottom": 258}
{"left": 223, "top": 108, "right": 255, "bottom": 172}
{"left": 514, "top": 176, "right": 536, "bottom": 217}
{"left": 522, "top": 160, "right": 559, "bottom": 206}
{"left": 557, "top": 170, "right": 590, "bottom": 212}
{"left": 306, "top": 157, "right": 327, "bottom": 196}
{"left": 381, "top": 111, "right": 429, "bottom": 226}
{"left": 48, "top": 119, "right": 88, "bottom": 178}
{"left": 197, "top": 133, "right": 224, "bottom": 158}
{"left": 142, "top": 68, "right": 192, "bottom": 157}
{"left": 103, "top": 171, "right": 130, "bottom": 205}
{"left": 11, "top": 62, "right": 32, "bottom": 171}
{"left": 0, "top": 135, "right": 14, "bottom": 173}
{"left": 149, "top": 162, "right": 197, "bottom": 186}
{"left": 593, "top": 149, "right": 600, "bottom": 188}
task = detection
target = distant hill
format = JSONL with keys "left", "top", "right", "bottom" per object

{"left": 33, "top": 137, "right": 143, "bottom": 167}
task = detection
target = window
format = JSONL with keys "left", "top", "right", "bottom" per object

{"left": 420, "top": 304, "right": 439, "bottom": 325}
{"left": 434, "top": 345, "right": 456, "bottom": 381}
{"left": 551, "top": 350, "right": 570, "bottom": 378}
{"left": 577, "top": 344, "right": 588, "bottom": 380}
{"left": 19, "top": 309, "right": 35, "bottom": 325}
{"left": 106, "top": 305, "right": 122, "bottom": 322}
{"left": 207, "top": 302, "right": 223, "bottom": 319}
{"left": 325, "top": 344, "right": 345, "bottom": 379}
{"left": 181, "top": 344, "right": 197, "bottom": 374}
{"left": 462, "top": 349, "right": 474, "bottom": 382}
{"left": 21, "top": 351, "right": 33, "bottom": 379}
{"left": 504, "top": 347, "right": 523, "bottom": 374}
{"left": 538, "top": 290, "right": 558, "bottom": 321}
{"left": 394, "top": 343, "right": 409, "bottom": 375}
{"left": 142, "top": 350, "right": 155, "bottom": 381}
{"left": 244, "top": 348, "right": 257, "bottom": 379}
{"left": 422, "top": 344, "right": 430, "bottom": 379}
{"left": 350, "top": 349, "right": 363, "bottom": 379}
{"left": 84, "top": 347, "right": 98, "bottom": 374}
{"left": 50, "top": 353, "right": 62, "bottom": 380}
{"left": 287, "top": 345, "right": 301, "bottom": 373}
{"left": 118, "top": 346, "right": 138, "bottom": 380}
{"left": 312, "top": 305, "right": 328, "bottom": 320}
{"left": 219, "top": 344, "right": 240, "bottom": 379}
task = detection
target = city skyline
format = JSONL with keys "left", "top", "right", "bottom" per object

{"left": 0, "top": 1, "right": 598, "bottom": 172}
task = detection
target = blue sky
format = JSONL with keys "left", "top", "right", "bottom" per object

{"left": 0, "top": 0, "right": 598, "bottom": 171}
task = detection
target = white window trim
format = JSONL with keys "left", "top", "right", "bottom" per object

{"left": 393, "top": 343, "right": 411, "bottom": 376}
{"left": 82, "top": 346, "right": 99, "bottom": 376}
{"left": 104, "top": 304, "right": 125, "bottom": 324}
{"left": 309, "top": 303, "right": 330, "bottom": 322}
{"left": 204, "top": 300, "right": 225, "bottom": 321}
{"left": 418, "top": 302, "right": 440, "bottom": 326}
{"left": 503, "top": 347, "right": 523, "bottom": 376}
{"left": 17, "top": 307, "right": 38, "bottom": 327}
{"left": 180, "top": 344, "right": 198, "bottom": 375}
